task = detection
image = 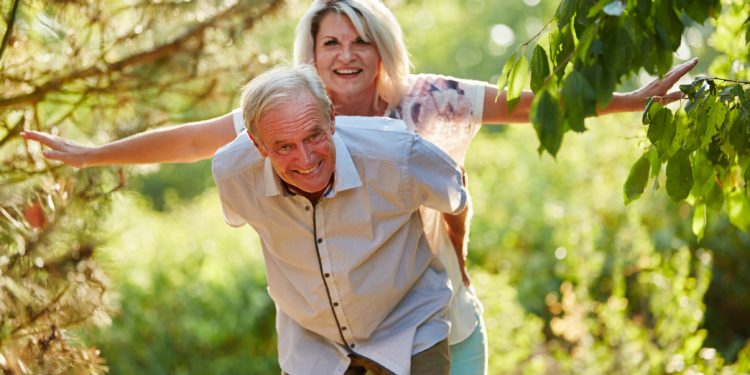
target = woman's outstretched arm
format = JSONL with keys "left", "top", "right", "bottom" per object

{"left": 22, "top": 112, "right": 237, "bottom": 168}
{"left": 481, "top": 58, "right": 698, "bottom": 124}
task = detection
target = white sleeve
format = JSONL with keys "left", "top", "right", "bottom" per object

{"left": 218, "top": 186, "right": 248, "bottom": 227}
{"left": 407, "top": 134, "right": 467, "bottom": 214}
{"left": 231, "top": 108, "right": 246, "bottom": 136}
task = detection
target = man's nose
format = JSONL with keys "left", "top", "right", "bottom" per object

{"left": 296, "top": 143, "right": 315, "bottom": 165}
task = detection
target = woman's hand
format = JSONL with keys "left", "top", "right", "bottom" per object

{"left": 608, "top": 58, "right": 699, "bottom": 113}
{"left": 20, "top": 112, "right": 238, "bottom": 167}
{"left": 22, "top": 131, "right": 94, "bottom": 168}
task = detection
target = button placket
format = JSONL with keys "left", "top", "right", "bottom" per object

{"left": 314, "top": 203, "right": 356, "bottom": 347}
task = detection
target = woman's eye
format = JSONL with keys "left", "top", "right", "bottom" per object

{"left": 323, "top": 39, "right": 338, "bottom": 46}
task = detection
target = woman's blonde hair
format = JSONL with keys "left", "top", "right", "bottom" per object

{"left": 294, "top": 0, "right": 410, "bottom": 109}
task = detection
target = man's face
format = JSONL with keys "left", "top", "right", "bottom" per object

{"left": 251, "top": 93, "right": 336, "bottom": 200}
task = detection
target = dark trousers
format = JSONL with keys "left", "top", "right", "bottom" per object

{"left": 283, "top": 339, "right": 450, "bottom": 375}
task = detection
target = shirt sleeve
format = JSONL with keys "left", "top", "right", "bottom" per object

{"left": 406, "top": 134, "right": 467, "bottom": 214}
{"left": 216, "top": 181, "right": 248, "bottom": 227}
{"left": 391, "top": 74, "right": 486, "bottom": 163}
{"left": 231, "top": 108, "right": 246, "bottom": 136}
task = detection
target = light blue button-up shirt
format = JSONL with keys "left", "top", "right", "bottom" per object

{"left": 212, "top": 116, "right": 467, "bottom": 374}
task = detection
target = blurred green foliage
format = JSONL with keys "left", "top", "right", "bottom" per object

{"left": 80, "top": 192, "right": 278, "bottom": 374}
{"left": 468, "top": 118, "right": 750, "bottom": 372}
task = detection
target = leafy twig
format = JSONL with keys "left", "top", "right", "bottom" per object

{"left": 700, "top": 76, "right": 750, "bottom": 85}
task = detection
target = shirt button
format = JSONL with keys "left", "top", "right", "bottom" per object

{"left": 324, "top": 273, "right": 330, "bottom": 278}
{"left": 351, "top": 344, "right": 356, "bottom": 348}
{"left": 305, "top": 206, "right": 311, "bottom": 211}
{"left": 333, "top": 302, "right": 339, "bottom": 307}
{"left": 341, "top": 327, "right": 347, "bottom": 331}
{"left": 317, "top": 238, "right": 322, "bottom": 244}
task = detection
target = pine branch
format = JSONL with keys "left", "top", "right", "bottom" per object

{"left": 0, "top": 0, "right": 21, "bottom": 64}
{"left": 0, "top": 115, "right": 24, "bottom": 148}
{"left": 0, "top": 0, "right": 285, "bottom": 110}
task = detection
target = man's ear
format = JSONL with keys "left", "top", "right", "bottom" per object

{"left": 247, "top": 132, "right": 268, "bottom": 157}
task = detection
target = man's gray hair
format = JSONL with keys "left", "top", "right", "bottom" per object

{"left": 240, "top": 64, "right": 332, "bottom": 141}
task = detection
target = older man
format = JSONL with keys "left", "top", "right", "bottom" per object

{"left": 211, "top": 65, "right": 466, "bottom": 375}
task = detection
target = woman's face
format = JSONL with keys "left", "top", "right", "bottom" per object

{"left": 314, "top": 12, "right": 381, "bottom": 103}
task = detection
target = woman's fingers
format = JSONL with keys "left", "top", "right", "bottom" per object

{"left": 21, "top": 130, "right": 89, "bottom": 167}
{"left": 21, "top": 131, "right": 65, "bottom": 150}
{"left": 658, "top": 58, "right": 698, "bottom": 93}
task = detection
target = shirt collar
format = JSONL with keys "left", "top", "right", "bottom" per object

{"left": 262, "top": 132, "right": 362, "bottom": 198}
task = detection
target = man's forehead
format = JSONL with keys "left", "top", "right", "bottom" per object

{"left": 258, "top": 115, "right": 330, "bottom": 143}
{"left": 268, "top": 122, "right": 328, "bottom": 144}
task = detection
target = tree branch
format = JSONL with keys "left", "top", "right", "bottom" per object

{"left": 0, "top": 0, "right": 285, "bottom": 110}
{"left": 0, "top": 115, "right": 23, "bottom": 148}
{"left": 0, "top": 0, "right": 21, "bottom": 64}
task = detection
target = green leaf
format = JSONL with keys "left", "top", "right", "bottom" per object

{"left": 624, "top": 154, "right": 651, "bottom": 204}
{"left": 666, "top": 150, "right": 694, "bottom": 202}
{"left": 680, "top": 83, "right": 696, "bottom": 99}
{"left": 581, "top": 63, "right": 616, "bottom": 109}
{"left": 601, "top": 26, "right": 635, "bottom": 78}
{"left": 561, "top": 70, "right": 596, "bottom": 132}
{"left": 690, "top": 151, "right": 714, "bottom": 198}
{"left": 575, "top": 24, "right": 598, "bottom": 64}
{"left": 556, "top": 0, "right": 578, "bottom": 27}
{"left": 675, "top": 0, "right": 720, "bottom": 24}
{"left": 507, "top": 54, "right": 530, "bottom": 114}
{"left": 654, "top": 1, "right": 683, "bottom": 51}
{"left": 531, "top": 89, "right": 564, "bottom": 156}
{"left": 530, "top": 45, "right": 550, "bottom": 93}
{"left": 706, "top": 181, "right": 724, "bottom": 211}
{"left": 496, "top": 51, "right": 518, "bottom": 98}
{"left": 647, "top": 108, "right": 676, "bottom": 157}
{"left": 642, "top": 97, "right": 656, "bottom": 125}
{"left": 727, "top": 189, "right": 750, "bottom": 231}
{"left": 729, "top": 115, "right": 750, "bottom": 156}
{"left": 647, "top": 147, "right": 662, "bottom": 179}
{"left": 550, "top": 25, "right": 575, "bottom": 79}
{"left": 703, "top": 97, "right": 727, "bottom": 147}
{"left": 692, "top": 203, "right": 707, "bottom": 239}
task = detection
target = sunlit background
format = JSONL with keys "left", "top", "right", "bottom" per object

{"left": 3, "top": 0, "right": 749, "bottom": 373}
